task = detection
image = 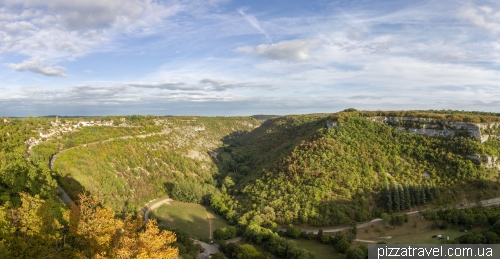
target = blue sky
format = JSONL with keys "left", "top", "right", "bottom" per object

{"left": 1, "top": 0, "right": 500, "bottom": 116}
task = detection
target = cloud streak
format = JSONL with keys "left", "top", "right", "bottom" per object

{"left": 237, "top": 7, "right": 271, "bottom": 42}
{"left": 126, "top": 79, "right": 274, "bottom": 91}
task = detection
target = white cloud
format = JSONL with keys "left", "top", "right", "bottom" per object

{"left": 0, "top": 0, "right": 182, "bottom": 76}
{"left": 235, "top": 39, "right": 321, "bottom": 62}
{"left": 458, "top": 5, "right": 500, "bottom": 34}
{"left": 8, "top": 59, "right": 67, "bottom": 77}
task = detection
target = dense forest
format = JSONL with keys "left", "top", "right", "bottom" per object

{"left": 211, "top": 111, "right": 500, "bottom": 227}
{"left": 3, "top": 110, "right": 500, "bottom": 258}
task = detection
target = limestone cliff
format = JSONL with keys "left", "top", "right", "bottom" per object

{"left": 327, "top": 116, "right": 500, "bottom": 143}
{"left": 467, "top": 155, "right": 500, "bottom": 171}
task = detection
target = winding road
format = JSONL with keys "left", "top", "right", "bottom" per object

{"left": 278, "top": 197, "right": 500, "bottom": 234}
{"left": 42, "top": 127, "right": 500, "bottom": 257}
{"left": 47, "top": 128, "right": 172, "bottom": 207}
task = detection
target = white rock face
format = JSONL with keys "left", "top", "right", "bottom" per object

{"left": 326, "top": 120, "right": 337, "bottom": 128}
{"left": 366, "top": 116, "right": 500, "bottom": 143}
{"left": 467, "top": 155, "right": 500, "bottom": 171}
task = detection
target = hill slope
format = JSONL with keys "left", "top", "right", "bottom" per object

{"left": 45, "top": 116, "right": 259, "bottom": 212}
{"left": 211, "top": 111, "right": 500, "bottom": 227}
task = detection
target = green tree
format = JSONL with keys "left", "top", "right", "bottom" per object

{"left": 335, "top": 238, "right": 350, "bottom": 254}
{"left": 345, "top": 246, "right": 367, "bottom": 259}
{"left": 234, "top": 244, "right": 261, "bottom": 259}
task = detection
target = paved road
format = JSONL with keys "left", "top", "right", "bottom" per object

{"left": 142, "top": 197, "right": 173, "bottom": 223}
{"left": 194, "top": 240, "right": 219, "bottom": 259}
{"left": 194, "top": 236, "right": 242, "bottom": 259}
{"left": 57, "top": 184, "right": 75, "bottom": 207}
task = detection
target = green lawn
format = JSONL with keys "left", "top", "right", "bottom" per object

{"left": 151, "top": 201, "right": 229, "bottom": 240}
{"left": 292, "top": 239, "right": 341, "bottom": 259}
{"left": 354, "top": 216, "right": 486, "bottom": 245}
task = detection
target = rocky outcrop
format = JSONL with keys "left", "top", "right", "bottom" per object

{"left": 466, "top": 155, "right": 500, "bottom": 171}
{"left": 367, "top": 117, "right": 500, "bottom": 143}
{"left": 326, "top": 120, "right": 337, "bottom": 128}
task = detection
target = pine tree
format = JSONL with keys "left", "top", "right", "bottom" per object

{"left": 392, "top": 183, "right": 400, "bottom": 212}
{"left": 432, "top": 182, "right": 440, "bottom": 200}
{"left": 414, "top": 185, "right": 421, "bottom": 205}
{"left": 409, "top": 183, "right": 415, "bottom": 207}
{"left": 398, "top": 184, "right": 405, "bottom": 211}
{"left": 404, "top": 184, "right": 411, "bottom": 209}
{"left": 420, "top": 186, "right": 426, "bottom": 204}
{"left": 425, "top": 183, "right": 433, "bottom": 201}
{"left": 385, "top": 184, "right": 392, "bottom": 212}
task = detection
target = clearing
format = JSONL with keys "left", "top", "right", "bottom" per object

{"left": 151, "top": 201, "right": 229, "bottom": 240}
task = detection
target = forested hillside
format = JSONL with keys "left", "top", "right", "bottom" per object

{"left": 0, "top": 117, "right": 179, "bottom": 258}
{"left": 43, "top": 116, "right": 259, "bottom": 212}
{"left": 211, "top": 111, "right": 500, "bottom": 227}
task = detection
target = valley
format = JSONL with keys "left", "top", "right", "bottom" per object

{"left": 3, "top": 110, "right": 500, "bottom": 258}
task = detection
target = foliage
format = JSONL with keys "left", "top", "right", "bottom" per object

{"left": 0, "top": 193, "right": 178, "bottom": 258}
{"left": 220, "top": 114, "right": 497, "bottom": 227}
{"left": 214, "top": 226, "right": 238, "bottom": 240}
{"left": 345, "top": 245, "right": 368, "bottom": 259}
{"left": 242, "top": 224, "right": 316, "bottom": 259}
{"left": 51, "top": 117, "right": 258, "bottom": 212}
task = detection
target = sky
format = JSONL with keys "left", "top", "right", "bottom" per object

{"left": 1, "top": 0, "right": 500, "bottom": 116}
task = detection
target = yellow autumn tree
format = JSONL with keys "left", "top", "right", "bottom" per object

{"left": 0, "top": 193, "right": 63, "bottom": 258}
{"left": 111, "top": 216, "right": 178, "bottom": 258}
{"left": 68, "top": 193, "right": 178, "bottom": 259}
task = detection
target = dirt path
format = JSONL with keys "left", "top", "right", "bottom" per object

{"left": 355, "top": 239, "right": 376, "bottom": 243}
{"left": 204, "top": 208, "right": 213, "bottom": 239}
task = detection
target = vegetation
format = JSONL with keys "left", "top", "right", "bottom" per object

{"left": 48, "top": 116, "right": 258, "bottom": 212}
{"left": 4, "top": 110, "right": 500, "bottom": 257}
{"left": 0, "top": 193, "right": 178, "bottom": 258}
{"left": 214, "top": 226, "right": 239, "bottom": 240}
{"left": 151, "top": 201, "right": 229, "bottom": 240}
{"left": 213, "top": 113, "right": 499, "bottom": 228}
{"left": 240, "top": 224, "right": 316, "bottom": 258}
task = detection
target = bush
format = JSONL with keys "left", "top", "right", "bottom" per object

{"left": 336, "top": 237, "right": 350, "bottom": 253}
{"left": 320, "top": 234, "right": 331, "bottom": 244}
{"left": 213, "top": 226, "right": 238, "bottom": 240}
{"left": 286, "top": 224, "right": 301, "bottom": 239}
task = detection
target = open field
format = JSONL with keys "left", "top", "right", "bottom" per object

{"left": 291, "top": 238, "right": 341, "bottom": 259}
{"left": 151, "top": 201, "right": 229, "bottom": 240}
{"left": 353, "top": 216, "right": 486, "bottom": 245}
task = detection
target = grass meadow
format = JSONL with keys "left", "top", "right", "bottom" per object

{"left": 151, "top": 201, "right": 229, "bottom": 240}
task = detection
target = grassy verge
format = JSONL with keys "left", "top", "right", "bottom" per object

{"left": 151, "top": 201, "right": 229, "bottom": 240}
{"left": 354, "top": 216, "right": 486, "bottom": 245}
{"left": 291, "top": 238, "right": 341, "bottom": 259}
